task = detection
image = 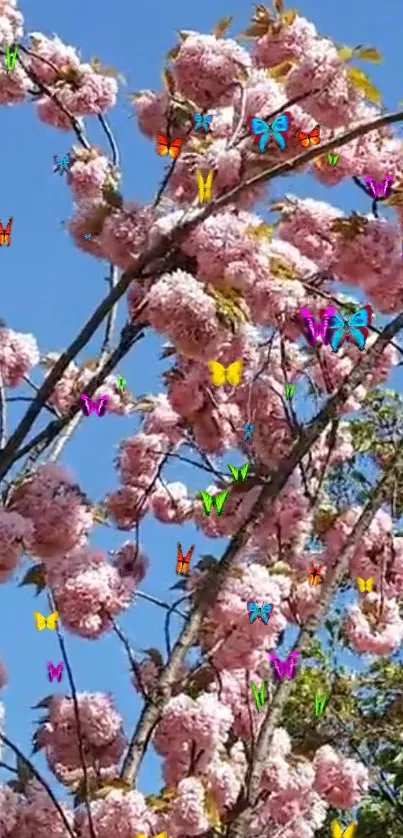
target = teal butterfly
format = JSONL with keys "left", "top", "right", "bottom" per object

{"left": 327, "top": 305, "right": 373, "bottom": 352}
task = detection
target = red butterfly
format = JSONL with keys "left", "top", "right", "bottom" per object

{"left": 156, "top": 134, "right": 183, "bottom": 159}
{"left": 308, "top": 564, "right": 323, "bottom": 586}
{"left": 296, "top": 125, "right": 320, "bottom": 148}
{"left": 176, "top": 543, "right": 195, "bottom": 575}
{"left": 0, "top": 218, "right": 13, "bottom": 247}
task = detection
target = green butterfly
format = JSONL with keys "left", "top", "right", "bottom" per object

{"left": 314, "top": 690, "right": 329, "bottom": 718}
{"left": 327, "top": 153, "right": 340, "bottom": 166}
{"left": 228, "top": 463, "right": 250, "bottom": 482}
{"left": 284, "top": 383, "right": 296, "bottom": 399}
{"left": 199, "top": 489, "right": 229, "bottom": 516}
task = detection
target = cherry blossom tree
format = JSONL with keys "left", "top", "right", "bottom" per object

{"left": 1, "top": 1, "right": 403, "bottom": 837}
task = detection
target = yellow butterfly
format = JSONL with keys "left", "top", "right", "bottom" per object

{"left": 356, "top": 577, "right": 374, "bottom": 592}
{"left": 208, "top": 360, "right": 243, "bottom": 387}
{"left": 33, "top": 611, "right": 59, "bottom": 631}
{"left": 331, "top": 819, "right": 357, "bottom": 838}
{"left": 197, "top": 169, "right": 214, "bottom": 203}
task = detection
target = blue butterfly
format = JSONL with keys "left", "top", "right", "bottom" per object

{"left": 194, "top": 113, "right": 213, "bottom": 132}
{"left": 247, "top": 601, "right": 273, "bottom": 624}
{"left": 327, "top": 305, "right": 373, "bottom": 352}
{"left": 247, "top": 112, "right": 291, "bottom": 152}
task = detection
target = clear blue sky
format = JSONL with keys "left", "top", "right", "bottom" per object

{"left": 1, "top": 0, "right": 401, "bottom": 798}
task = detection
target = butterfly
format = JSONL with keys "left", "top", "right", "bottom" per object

{"left": 199, "top": 489, "right": 229, "bottom": 516}
{"left": 194, "top": 113, "right": 213, "bottom": 132}
{"left": 314, "top": 690, "right": 328, "bottom": 718}
{"left": 34, "top": 611, "right": 59, "bottom": 631}
{"left": 356, "top": 577, "right": 374, "bottom": 592}
{"left": 296, "top": 124, "right": 320, "bottom": 148}
{"left": 208, "top": 360, "right": 243, "bottom": 386}
{"left": 247, "top": 602, "right": 273, "bottom": 624}
{"left": 155, "top": 134, "right": 183, "bottom": 159}
{"left": 330, "top": 820, "right": 357, "bottom": 838}
{"left": 80, "top": 394, "right": 109, "bottom": 416}
{"left": 327, "top": 305, "right": 373, "bottom": 352}
{"left": 247, "top": 112, "right": 291, "bottom": 152}
{"left": 308, "top": 564, "right": 323, "bottom": 585}
{"left": 53, "top": 153, "right": 71, "bottom": 174}
{"left": 363, "top": 175, "right": 393, "bottom": 199}
{"left": 197, "top": 169, "right": 214, "bottom": 203}
{"left": 0, "top": 218, "right": 12, "bottom": 247}
{"left": 327, "top": 153, "right": 340, "bottom": 165}
{"left": 228, "top": 463, "right": 250, "bottom": 482}
{"left": 84, "top": 233, "right": 91, "bottom": 240}
{"left": 243, "top": 423, "right": 254, "bottom": 441}
{"left": 47, "top": 661, "right": 64, "bottom": 682}
{"left": 284, "top": 382, "right": 296, "bottom": 399}
{"left": 300, "top": 306, "right": 335, "bottom": 346}
{"left": 176, "top": 543, "right": 195, "bottom": 575}
{"left": 268, "top": 650, "right": 299, "bottom": 680}
{"left": 250, "top": 679, "right": 266, "bottom": 711}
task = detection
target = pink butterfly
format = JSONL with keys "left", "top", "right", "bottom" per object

{"left": 363, "top": 175, "right": 393, "bottom": 199}
{"left": 80, "top": 394, "right": 109, "bottom": 416}
{"left": 268, "top": 650, "right": 299, "bottom": 680}
{"left": 47, "top": 661, "right": 64, "bottom": 682}
{"left": 300, "top": 306, "right": 335, "bottom": 346}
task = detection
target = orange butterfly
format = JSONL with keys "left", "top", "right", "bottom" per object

{"left": 0, "top": 218, "right": 13, "bottom": 246}
{"left": 297, "top": 125, "right": 320, "bottom": 148}
{"left": 308, "top": 564, "right": 323, "bottom": 585}
{"left": 156, "top": 134, "right": 183, "bottom": 159}
{"left": 176, "top": 543, "right": 195, "bottom": 575}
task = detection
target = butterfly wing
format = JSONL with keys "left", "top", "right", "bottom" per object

{"left": 310, "top": 125, "right": 320, "bottom": 144}
{"left": 269, "top": 654, "right": 286, "bottom": 680}
{"left": 34, "top": 611, "right": 46, "bottom": 630}
{"left": 247, "top": 601, "right": 259, "bottom": 623}
{"left": 156, "top": 134, "right": 169, "bottom": 156}
{"left": 343, "top": 822, "right": 357, "bottom": 838}
{"left": 327, "top": 311, "right": 347, "bottom": 352}
{"left": 300, "top": 307, "right": 320, "bottom": 345}
{"left": 4, "top": 218, "right": 12, "bottom": 246}
{"left": 271, "top": 113, "right": 290, "bottom": 133}
{"left": 298, "top": 132, "right": 310, "bottom": 148}
{"left": 363, "top": 176, "right": 377, "bottom": 198}
{"left": 55, "top": 663, "right": 64, "bottom": 682}
{"left": 208, "top": 361, "right": 226, "bottom": 386}
{"left": 226, "top": 359, "right": 243, "bottom": 386}
{"left": 261, "top": 604, "right": 273, "bottom": 624}
{"left": 284, "top": 651, "right": 299, "bottom": 678}
{"left": 168, "top": 138, "right": 183, "bottom": 159}
{"left": 0, "top": 222, "right": 4, "bottom": 246}
{"left": 202, "top": 115, "right": 213, "bottom": 131}
{"left": 196, "top": 169, "right": 205, "bottom": 202}
{"left": 356, "top": 577, "right": 366, "bottom": 592}
{"left": 346, "top": 305, "right": 372, "bottom": 350}
{"left": 194, "top": 113, "right": 203, "bottom": 128}
{"left": 330, "top": 820, "right": 343, "bottom": 838}
{"left": 318, "top": 306, "right": 336, "bottom": 343}
{"left": 97, "top": 395, "right": 109, "bottom": 417}
{"left": 247, "top": 117, "right": 270, "bottom": 152}
{"left": 46, "top": 611, "right": 59, "bottom": 630}
{"left": 366, "top": 577, "right": 374, "bottom": 592}
{"left": 204, "top": 169, "right": 214, "bottom": 200}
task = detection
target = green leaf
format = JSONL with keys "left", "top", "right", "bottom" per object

{"left": 347, "top": 66, "right": 381, "bottom": 104}
{"left": 356, "top": 46, "right": 383, "bottom": 63}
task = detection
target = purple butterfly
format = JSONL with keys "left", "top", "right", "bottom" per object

{"left": 363, "top": 175, "right": 393, "bottom": 199}
{"left": 47, "top": 661, "right": 64, "bottom": 682}
{"left": 268, "top": 650, "right": 299, "bottom": 680}
{"left": 300, "top": 306, "right": 335, "bottom": 346}
{"left": 80, "top": 394, "right": 109, "bottom": 416}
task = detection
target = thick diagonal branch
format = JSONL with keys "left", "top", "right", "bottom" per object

{"left": 120, "top": 311, "right": 403, "bottom": 785}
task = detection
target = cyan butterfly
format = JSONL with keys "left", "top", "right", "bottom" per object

{"left": 327, "top": 305, "right": 373, "bottom": 352}
{"left": 247, "top": 112, "right": 292, "bottom": 152}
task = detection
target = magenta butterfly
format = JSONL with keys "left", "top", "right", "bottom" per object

{"left": 300, "top": 306, "right": 335, "bottom": 346}
{"left": 80, "top": 394, "right": 109, "bottom": 416}
{"left": 47, "top": 661, "right": 64, "bottom": 682}
{"left": 363, "top": 175, "right": 393, "bottom": 199}
{"left": 268, "top": 650, "right": 299, "bottom": 680}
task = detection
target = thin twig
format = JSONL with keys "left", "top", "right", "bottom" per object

{"left": 0, "top": 732, "right": 77, "bottom": 838}
{"left": 0, "top": 371, "right": 6, "bottom": 449}
{"left": 49, "top": 595, "right": 97, "bottom": 838}
{"left": 136, "top": 589, "right": 188, "bottom": 619}
{"left": 111, "top": 618, "right": 148, "bottom": 699}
